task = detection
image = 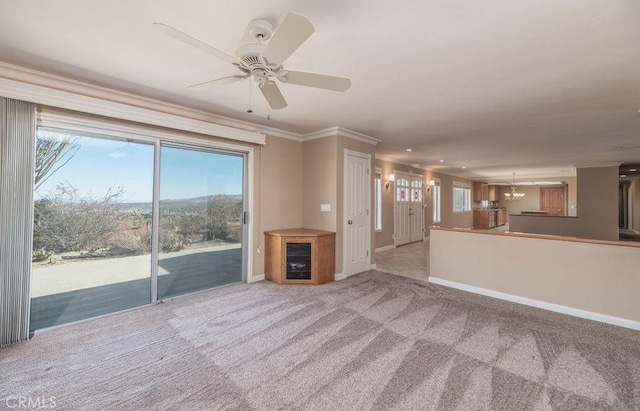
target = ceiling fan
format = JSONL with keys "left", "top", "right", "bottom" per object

{"left": 154, "top": 13, "right": 351, "bottom": 110}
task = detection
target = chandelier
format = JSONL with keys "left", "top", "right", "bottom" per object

{"left": 504, "top": 173, "right": 525, "bottom": 201}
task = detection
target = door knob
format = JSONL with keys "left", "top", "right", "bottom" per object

{"left": 347, "top": 220, "right": 353, "bottom": 225}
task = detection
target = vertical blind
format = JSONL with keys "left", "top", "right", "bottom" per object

{"left": 0, "top": 97, "right": 35, "bottom": 346}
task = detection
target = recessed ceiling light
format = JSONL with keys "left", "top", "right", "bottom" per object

{"left": 462, "top": 166, "right": 467, "bottom": 169}
{"left": 406, "top": 148, "right": 412, "bottom": 152}
{"left": 439, "top": 160, "right": 444, "bottom": 163}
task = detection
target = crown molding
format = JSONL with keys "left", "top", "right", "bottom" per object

{"left": 574, "top": 162, "right": 623, "bottom": 169}
{"left": 0, "top": 61, "right": 384, "bottom": 146}
{"left": 303, "top": 126, "right": 380, "bottom": 145}
{"left": 0, "top": 61, "right": 272, "bottom": 144}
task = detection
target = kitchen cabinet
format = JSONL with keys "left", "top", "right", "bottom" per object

{"left": 474, "top": 209, "right": 507, "bottom": 229}
{"left": 488, "top": 185, "right": 499, "bottom": 202}
{"left": 473, "top": 210, "right": 495, "bottom": 229}
{"left": 264, "top": 228, "right": 335, "bottom": 285}
{"left": 473, "top": 182, "right": 489, "bottom": 202}
{"left": 497, "top": 209, "right": 507, "bottom": 226}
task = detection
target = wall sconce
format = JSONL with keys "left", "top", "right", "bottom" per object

{"left": 427, "top": 178, "right": 435, "bottom": 192}
{"left": 385, "top": 173, "right": 395, "bottom": 189}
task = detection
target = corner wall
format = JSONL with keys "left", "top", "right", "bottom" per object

{"left": 301, "top": 136, "right": 338, "bottom": 232}
{"left": 254, "top": 136, "right": 303, "bottom": 278}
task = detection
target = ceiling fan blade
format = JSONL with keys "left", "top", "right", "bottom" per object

{"left": 280, "top": 70, "right": 351, "bottom": 92}
{"left": 187, "top": 75, "right": 249, "bottom": 90}
{"left": 259, "top": 81, "right": 288, "bottom": 109}
{"left": 153, "top": 22, "right": 240, "bottom": 65}
{"left": 260, "top": 13, "right": 315, "bottom": 66}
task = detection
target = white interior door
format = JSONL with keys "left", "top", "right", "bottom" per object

{"left": 394, "top": 171, "right": 424, "bottom": 245}
{"left": 344, "top": 151, "right": 371, "bottom": 276}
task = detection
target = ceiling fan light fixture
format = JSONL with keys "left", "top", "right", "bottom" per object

{"left": 247, "top": 19, "right": 273, "bottom": 41}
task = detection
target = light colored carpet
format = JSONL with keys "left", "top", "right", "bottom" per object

{"left": 2, "top": 270, "right": 640, "bottom": 410}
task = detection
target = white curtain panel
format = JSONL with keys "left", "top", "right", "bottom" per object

{"left": 0, "top": 97, "right": 35, "bottom": 346}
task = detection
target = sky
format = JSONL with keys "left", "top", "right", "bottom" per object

{"left": 35, "top": 130, "right": 244, "bottom": 203}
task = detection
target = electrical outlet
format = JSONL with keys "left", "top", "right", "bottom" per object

{"left": 320, "top": 203, "right": 331, "bottom": 212}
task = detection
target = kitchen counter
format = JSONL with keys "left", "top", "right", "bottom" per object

{"left": 520, "top": 210, "right": 549, "bottom": 215}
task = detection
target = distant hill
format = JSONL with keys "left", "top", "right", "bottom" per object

{"left": 118, "top": 194, "right": 243, "bottom": 213}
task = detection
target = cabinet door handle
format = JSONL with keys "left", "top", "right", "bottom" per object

{"left": 347, "top": 220, "right": 353, "bottom": 225}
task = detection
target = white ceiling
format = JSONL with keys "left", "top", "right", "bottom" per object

{"left": 1, "top": 0, "right": 639, "bottom": 180}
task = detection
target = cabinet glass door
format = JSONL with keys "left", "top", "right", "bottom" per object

{"left": 286, "top": 242, "right": 312, "bottom": 280}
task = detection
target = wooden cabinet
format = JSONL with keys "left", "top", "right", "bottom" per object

{"left": 475, "top": 182, "right": 499, "bottom": 202}
{"left": 497, "top": 209, "right": 507, "bottom": 226}
{"left": 264, "top": 228, "right": 335, "bottom": 285}
{"left": 473, "top": 182, "right": 488, "bottom": 202}
{"left": 474, "top": 209, "right": 507, "bottom": 229}
{"left": 488, "top": 185, "right": 499, "bottom": 202}
{"left": 474, "top": 210, "right": 494, "bottom": 229}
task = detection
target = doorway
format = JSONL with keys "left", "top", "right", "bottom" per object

{"left": 540, "top": 186, "right": 566, "bottom": 216}
{"left": 343, "top": 150, "right": 371, "bottom": 276}
{"left": 30, "top": 129, "right": 247, "bottom": 331}
{"left": 394, "top": 171, "right": 424, "bottom": 246}
{"left": 619, "top": 181, "right": 629, "bottom": 229}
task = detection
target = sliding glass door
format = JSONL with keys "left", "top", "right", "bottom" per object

{"left": 157, "top": 145, "right": 244, "bottom": 299}
{"left": 31, "top": 131, "right": 246, "bottom": 331}
{"left": 31, "top": 130, "right": 154, "bottom": 330}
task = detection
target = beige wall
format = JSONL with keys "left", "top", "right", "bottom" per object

{"left": 433, "top": 172, "right": 474, "bottom": 231}
{"left": 510, "top": 166, "right": 619, "bottom": 241}
{"left": 430, "top": 228, "right": 640, "bottom": 326}
{"left": 301, "top": 136, "right": 338, "bottom": 232}
{"left": 253, "top": 136, "right": 303, "bottom": 278}
{"left": 567, "top": 176, "right": 578, "bottom": 216}
{"left": 498, "top": 185, "right": 548, "bottom": 219}
{"left": 374, "top": 158, "right": 474, "bottom": 249}
{"left": 260, "top": 136, "right": 304, "bottom": 231}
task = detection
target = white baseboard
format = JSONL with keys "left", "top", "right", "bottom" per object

{"left": 370, "top": 263, "right": 377, "bottom": 270}
{"left": 428, "top": 277, "right": 640, "bottom": 331}
{"left": 375, "top": 244, "right": 396, "bottom": 253}
{"left": 250, "top": 274, "right": 265, "bottom": 283}
{"left": 334, "top": 272, "right": 347, "bottom": 281}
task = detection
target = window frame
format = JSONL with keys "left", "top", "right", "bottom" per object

{"left": 432, "top": 178, "right": 441, "bottom": 223}
{"left": 374, "top": 168, "right": 382, "bottom": 232}
{"left": 453, "top": 181, "right": 472, "bottom": 213}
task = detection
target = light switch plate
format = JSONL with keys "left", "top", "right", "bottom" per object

{"left": 320, "top": 203, "right": 331, "bottom": 212}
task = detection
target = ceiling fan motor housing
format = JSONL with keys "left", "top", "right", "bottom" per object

{"left": 235, "top": 42, "right": 282, "bottom": 84}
